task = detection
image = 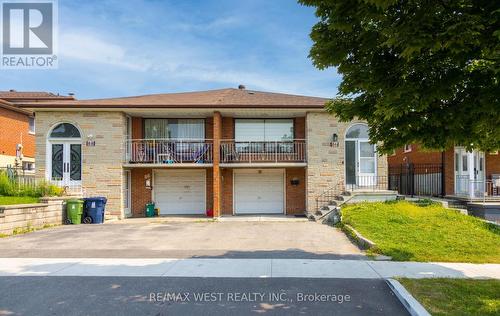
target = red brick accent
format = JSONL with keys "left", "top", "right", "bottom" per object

{"left": 131, "top": 168, "right": 152, "bottom": 217}
{"left": 387, "top": 144, "right": 443, "bottom": 166}
{"left": 222, "top": 117, "right": 234, "bottom": 139}
{"left": 443, "top": 148, "right": 455, "bottom": 195}
{"left": 221, "top": 168, "right": 233, "bottom": 215}
{"left": 294, "top": 117, "right": 305, "bottom": 139}
{"left": 213, "top": 112, "right": 222, "bottom": 217}
{"left": 0, "top": 107, "right": 34, "bottom": 158}
{"left": 286, "top": 168, "right": 306, "bottom": 215}
{"left": 206, "top": 168, "right": 214, "bottom": 211}
{"left": 486, "top": 153, "right": 500, "bottom": 179}
{"left": 131, "top": 117, "right": 143, "bottom": 139}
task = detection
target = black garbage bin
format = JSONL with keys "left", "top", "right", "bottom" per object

{"left": 82, "top": 197, "right": 107, "bottom": 224}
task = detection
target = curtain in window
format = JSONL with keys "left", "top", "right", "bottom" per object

{"left": 144, "top": 119, "right": 204, "bottom": 139}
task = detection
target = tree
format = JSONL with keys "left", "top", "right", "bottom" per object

{"left": 299, "top": 0, "right": 500, "bottom": 153}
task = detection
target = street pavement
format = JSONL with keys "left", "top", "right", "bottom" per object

{"left": 0, "top": 276, "right": 409, "bottom": 316}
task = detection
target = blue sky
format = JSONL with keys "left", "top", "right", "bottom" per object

{"left": 0, "top": 0, "right": 341, "bottom": 99}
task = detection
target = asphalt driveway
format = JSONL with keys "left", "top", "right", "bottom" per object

{"left": 0, "top": 219, "right": 364, "bottom": 259}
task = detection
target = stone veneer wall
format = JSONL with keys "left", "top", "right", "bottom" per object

{"left": 35, "top": 112, "right": 127, "bottom": 219}
{"left": 305, "top": 112, "right": 387, "bottom": 213}
{"left": 0, "top": 197, "right": 66, "bottom": 235}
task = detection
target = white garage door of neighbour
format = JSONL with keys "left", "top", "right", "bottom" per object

{"left": 154, "top": 170, "right": 206, "bottom": 215}
{"left": 234, "top": 169, "right": 284, "bottom": 214}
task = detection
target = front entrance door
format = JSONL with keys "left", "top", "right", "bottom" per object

{"left": 51, "top": 142, "right": 82, "bottom": 187}
{"left": 454, "top": 148, "right": 484, "bottom": 196}
{"left": 345, "top": 140, "right": 377, "bottom": 187}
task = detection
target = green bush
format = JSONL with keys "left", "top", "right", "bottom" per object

{"left": 0, "top": 171, "right": 63, "bottom": 197}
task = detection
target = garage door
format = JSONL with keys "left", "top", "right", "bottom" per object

{"left": 154, "top": 170, "right": 206, "bottom": 215}
{"left": 234, "top": 169, "right": 284, "bottom": 214}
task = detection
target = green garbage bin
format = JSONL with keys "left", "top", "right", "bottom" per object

{"left": 146, "top": 202, "right": 155, "bottom": 217}
{"left": 66, "top": 199, "right": 84, "bottom": 224}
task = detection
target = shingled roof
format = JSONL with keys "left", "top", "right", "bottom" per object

{"left": 16, "top": 88, "right": 329, "bottom": 109}
{"left": 0, "top": 90, "right": 75, "bottom": 102}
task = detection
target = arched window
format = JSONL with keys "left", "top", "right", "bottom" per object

{"left": 50, "top": 123, "right": 81, "bottom": 138}
{"left": 345, "top": 124, "right": 369, "bottom": 139}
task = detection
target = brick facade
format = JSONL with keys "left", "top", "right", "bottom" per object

{"left": 0, "top": 107, "right": 35, "bottom": 167}
{"left": 35, "top": 111, "right": 126, "bottom": 218}
{"left": 286, "top": 168, "right": 306, "bottom": 215}
{"left": 306, "top": 112, "right": 387, "bottom": 213}
{"left": 130, "top": 168, "right": 152, "bottom": 217}
{"left": 389, "top": 144, "right": 500, "bottom": 196}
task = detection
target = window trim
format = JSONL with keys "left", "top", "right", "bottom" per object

{"left": 143, "top": 118, "right": 206, "bottom": 140}
{"left": 28, "top": 117, "right": 35, "bottom": 135}
{"left": 404, "top": 144, "right": 412, "bottom": 153}
{"left": 234, "top": 118, "right": 295, "bottom": 142}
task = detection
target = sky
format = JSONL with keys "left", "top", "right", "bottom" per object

{"left": 0, "top": 0, "right": 341, "bottom": 99}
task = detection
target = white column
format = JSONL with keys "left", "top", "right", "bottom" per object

{"left": 467, "top": 151, "right": 475, "bottom": 198}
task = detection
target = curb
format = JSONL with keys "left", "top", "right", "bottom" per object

{"left": 340, "top": 223, "right": 376, "bottom": 250}
{"left": 386, "top": 279, "right": 431, "bottom": 316}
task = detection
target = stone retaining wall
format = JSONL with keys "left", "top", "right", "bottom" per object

{"left": 0, "top": 197, "right": 66, "bottom": 235}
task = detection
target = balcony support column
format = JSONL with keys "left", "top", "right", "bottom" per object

{"left": 213, "top": 111, "right": 222, "bottom": 217}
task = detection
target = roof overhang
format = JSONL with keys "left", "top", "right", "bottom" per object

{"left": 0, "top": 99, "right": 33, "bottom": 115}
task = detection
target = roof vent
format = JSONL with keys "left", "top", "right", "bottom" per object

{"left": 238, "top": 84, "right": 246, "bottom": 90}
{"left": 9, "top": 89, "right": 16, "bottom": 92}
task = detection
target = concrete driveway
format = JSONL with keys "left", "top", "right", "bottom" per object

{"left": 0, "top": 219, "right": 364, "bottom": 259}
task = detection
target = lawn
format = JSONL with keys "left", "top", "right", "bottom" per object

{"left": 0, "top": 196, "right": 39, "bottom": 205}
{"left": 341, "top": 201, "right": 500, "bottom": 263}
{"left": 398, "top": 278, "right": 500, "bottom": 316}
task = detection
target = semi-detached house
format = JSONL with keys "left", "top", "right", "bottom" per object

{"left": 16, "top": 87, "right": 387, "bottom": 219}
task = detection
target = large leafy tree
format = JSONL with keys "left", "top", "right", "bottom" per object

{"left": 300, "top": 0, "right": 500, "bottom": 153}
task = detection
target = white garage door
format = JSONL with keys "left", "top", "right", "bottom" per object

{"left": 154, "top": 169, "right": 206, "bottom": 215}
{"left": 234, "top": 169, "right": 284, "bottom": 214}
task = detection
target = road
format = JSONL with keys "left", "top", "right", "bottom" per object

{"left": 0, "top": 277, "right": 408, "bottom": 315}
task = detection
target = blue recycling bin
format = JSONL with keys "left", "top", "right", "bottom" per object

{"left": 82, "top": 197, "right": 107, "bottom": 224}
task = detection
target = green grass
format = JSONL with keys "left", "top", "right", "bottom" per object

{"left": 0, "top": 196, "right": 39, "bottom": 205}
{"left": 341, "top": 201, "right": 500, "bottom": 263}
{"left": 398, "top": 278, "right": 500, "bottom": 316}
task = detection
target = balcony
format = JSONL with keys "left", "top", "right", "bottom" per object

{"left": 125, "top": 139, "right": 213, "bottom": 165}
{"left": 220, "top": 140, "right": 306, "bottom": 165}
{"left": 124, "top": 139, "right": 307, "bottom": 166}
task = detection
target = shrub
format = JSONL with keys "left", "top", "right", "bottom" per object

{"left": 0, "top": 171, "right": 63, "bottom": 197}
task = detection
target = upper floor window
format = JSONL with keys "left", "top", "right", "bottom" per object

{"left": 235, "top": 119, "right": 294, "bottom": 142}
{"left": 404, "top": 144, "right": 412, "bottom": 152}
{"left": 28, "top": 117, "right": 35, "bottom": 134}
{"left": 144, "top": 119, "right": 204, "bottom": 139}
{"left": 50, "top": 123, "right": 81, "bottom": 138}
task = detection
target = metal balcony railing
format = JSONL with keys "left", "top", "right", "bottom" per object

{"left": 454, "top": 176, "right": 500, "bottom": 201}
{"left": 125, "top": 139, "right": 213, "bottom": 164}
{"left": 220, "top": 140, "right": 306, "bottom": 163}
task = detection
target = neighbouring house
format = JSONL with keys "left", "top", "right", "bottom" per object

{"left": 0, "top": 91, "right": 74, "bottom": 173}
{"left": 388, "top": 144, "right": 500, "bottom": 221}
{"left": 15, "top": 87, "right": 388, "bottom": 219}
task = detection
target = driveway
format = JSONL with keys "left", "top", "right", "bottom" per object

{"left": 0, "top": 219, "right": 364, "bottom": 259}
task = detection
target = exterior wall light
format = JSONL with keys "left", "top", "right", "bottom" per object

{"left": 330, "top": 133, "right": 339, "bottom": 147}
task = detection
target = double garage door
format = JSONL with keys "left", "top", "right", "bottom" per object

{"left": 154, "top": 169, "right": 284, "bottom": 215}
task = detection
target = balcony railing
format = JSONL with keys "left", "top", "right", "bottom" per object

{"left": 125, "top": 139, "right": 213, "bottom": 164}
{"left": 220, "top": 139, "right": 306, "bottom": 163}
{"left": 455, "top": 176, "right": 500, "bottom": 201}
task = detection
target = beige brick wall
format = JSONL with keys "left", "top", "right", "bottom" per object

{"left": 35, "top": 111, "right": 127, "bottom": 218}
{"left": 305, "top": 112, "right": 387, "bottom": 213}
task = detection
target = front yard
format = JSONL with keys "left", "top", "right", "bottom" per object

{"left": 341, "top": 201, "right": 500, "bottom": 263}
{"left": 0, "top": 196, "right": 39, "bottom": 205}
{"left": 398, "top": 278, "right": 500, "bottom": 316}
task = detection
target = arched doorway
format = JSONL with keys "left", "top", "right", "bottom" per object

{"left": 344, "top": 124, "right": 377, "bottom": 187}
{"left": 47, "top": 123, "right": 82, "bottom": 187}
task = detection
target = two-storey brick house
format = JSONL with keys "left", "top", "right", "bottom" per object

{"left": 16, "top": 87, "right": 387, "bottom": 218}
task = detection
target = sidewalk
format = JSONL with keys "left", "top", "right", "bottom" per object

{"left": 0, "top": 258, "right": 498, "bottom": 279}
